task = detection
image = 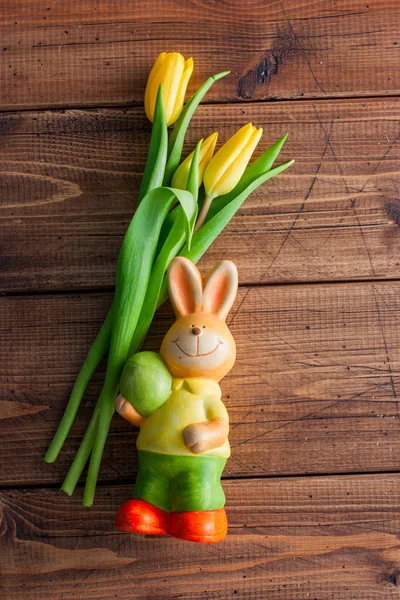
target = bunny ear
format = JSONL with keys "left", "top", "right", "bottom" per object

{"left": 168, "top": 257, "right": 203, "bottom": 317}
{"left": 202, "top": 260, "right": 238, "bottom": 320}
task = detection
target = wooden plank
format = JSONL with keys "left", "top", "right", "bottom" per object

{"left": 1, "top": 0, "right": 399, "bottom": 110}
{"left": 1, "top": 98, "right": 400, "bottom": 293}
{"left": 1, "top": 281, "right": 400, "bottom": 487}
{"left": 1, "top": 474, "right": 400, "bottom": 599}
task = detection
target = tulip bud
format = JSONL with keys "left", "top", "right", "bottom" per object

{"left": 194, "top": 123, "right": 263, "bottom": 232}
{"left": 145, "top": 52, "right": 194, "bottom": 127}
{"left": 203, "top": 123, "right": 263, "bottom": 199}
{"left": 171, "top": 133, "right": 218, "bottom": 191}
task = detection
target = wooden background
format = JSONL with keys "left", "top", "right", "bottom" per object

{"left": 1, "top": 1, "right": 400, "bottom": 598}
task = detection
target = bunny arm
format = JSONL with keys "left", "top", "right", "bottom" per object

{"left": 183, "top": 417, "right": 229, "bottom": 454}
{"left": 115, "top": 394, "right": 144, "bottom": 428}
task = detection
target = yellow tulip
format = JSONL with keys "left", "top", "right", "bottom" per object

{"left": 195, "top": 123, "right": 262, "bottom": 231}
{"left": 171, "top": 133, "right": 218, "bottom": 190}
{"left": 145, "top": 52, "right": 194, "bottom": 127}
{"left": 203, "top": 123, "right": 263, "bottom": 199}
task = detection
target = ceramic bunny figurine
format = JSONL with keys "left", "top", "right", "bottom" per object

{"left": 115, "top": 256, "right": 238, "bottom": 543}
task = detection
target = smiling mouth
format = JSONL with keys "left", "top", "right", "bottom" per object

{"left": 173, "top": 338, "right": 223, "bottom": 358}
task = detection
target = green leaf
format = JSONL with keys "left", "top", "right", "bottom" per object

{"left": 163, "top": 71, "right": 230, "bottom": 185}
{"left": 164, "top": 187, "right": 197, "bottom": 249}
{"left": 186, "top": 160, "right": 294, "bottom": 262}
{"left": 157, "top": 160, "right": 294, "bottom": 306}
{"left": 129, "top": 158, "right": 203, "bottom": 357}
{"left": 246, "top": 133, "right": 288, "bottom": 180}
{"left": 138, "top": 85, "right": 168, "bottom": 202}
{"left": 129, "top": 143, "right": 202, "bottom": 355}
{"left": 113, "top": 186, "right": 195, "bottom": 370}
{"left": 186, "top": 139, "right": 201, "bottom": 201}
{"left": 128, "top": 145, "right": 201, "bottom": 357}
{"left": 207, "top": 133, "right": 288, "bottom": 221}
{"left": 128, "top": 207, "right": 193, "bottom": 357}
{"left": 155, "top": 140, "right": 202, "bottom": 254}
{"left": 83, "top": 185, "right": 196, "bottom": 506}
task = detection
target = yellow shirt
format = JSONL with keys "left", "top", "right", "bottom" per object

{"left": 137, "top": 378, "right": 230, "bottom": 458}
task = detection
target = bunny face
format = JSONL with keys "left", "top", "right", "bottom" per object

{"left": 160, "top": 257, "right": 238, "bottom": 382}
{"left": 161, "top": 312, "right": 235, "bottom": 380}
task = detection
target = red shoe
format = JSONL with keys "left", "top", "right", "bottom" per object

{"left": 115, "top": 499, "right": 170, "bottom": 535}
{"left": 169, "top": 508, "right": 227, "bottom": 544}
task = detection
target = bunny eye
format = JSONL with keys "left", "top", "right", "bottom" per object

{"left": 202, "top": 326, "right": 206, "bottom": 329}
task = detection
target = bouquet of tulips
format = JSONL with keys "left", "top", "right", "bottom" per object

{"left": 45, "top": 52, "right": 294, "bottom": 506}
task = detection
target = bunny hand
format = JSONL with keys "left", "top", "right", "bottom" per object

{"left": 115, "top": 395, "right": 144, "bottom": 428}
{"left": 183, "top": 418, "right": 229, "bottom": 454}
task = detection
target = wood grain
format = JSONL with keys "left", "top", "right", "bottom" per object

{"left": 1, "top": 98, "right": 399, "bottom": 293}
{"left": 1, "top": 474, "right": 400, "bottom": 599}
{"left": 1, "top": 281, "right": 399, "bottom": 487}
{"left": 2, "top": 1, "right": 400, "bottom": 596}
{"left": 1, "top": 0, "right": 399, "bottom": 110}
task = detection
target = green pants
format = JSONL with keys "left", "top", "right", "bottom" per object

{"left": 133, "top": 450, "right": 227, "bottom": 512}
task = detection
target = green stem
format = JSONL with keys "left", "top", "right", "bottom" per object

{"left": 83, "top": 383, "right": 117, "bottom": 507}
{"left": 44, "top": 307, "right": 113, "bottom": 464}
{"left": 138, "top": 85, "right": 169, "bottom": 203}
{"left": 194, "top": 195, "right": 213, "bottom": 233}
{"left": 60, "top": 406, "right": 100, "bottom": 496}
{"left": 164, "top": 71, "right": 229, "bottom": 185}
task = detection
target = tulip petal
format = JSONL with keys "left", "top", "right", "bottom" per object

{"left": 169, "top": 57, "right": 194, "bottom": 126}
{"left": 145, "top": 52, "right": 188, "bottom": 125}
{"left": 172, "top": 132, "right": 218, "bottom": 190}
{"left": 207, "top": 133, "right": 289, "bottom": 221}
{"left": 161, "top": 53, "right": 185, "bottom": 125}
{"left": 212, "top": 127, "right": 263, "bottom": 197}
{"left": 144, "top": 53, "right": 167, "bottom": 123}
{"left": 203, "top": 123, "right": 254, "bottom": 198}
{"left": 200, "top": 132, "right": 219, "bottom": 171}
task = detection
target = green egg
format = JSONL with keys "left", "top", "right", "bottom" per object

{"left": 119, "top": 351, "right": 172, "bottom": 418}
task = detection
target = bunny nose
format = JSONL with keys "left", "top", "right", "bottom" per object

{"left": 192, "top": 327, "right": 202, "bottom": 336}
